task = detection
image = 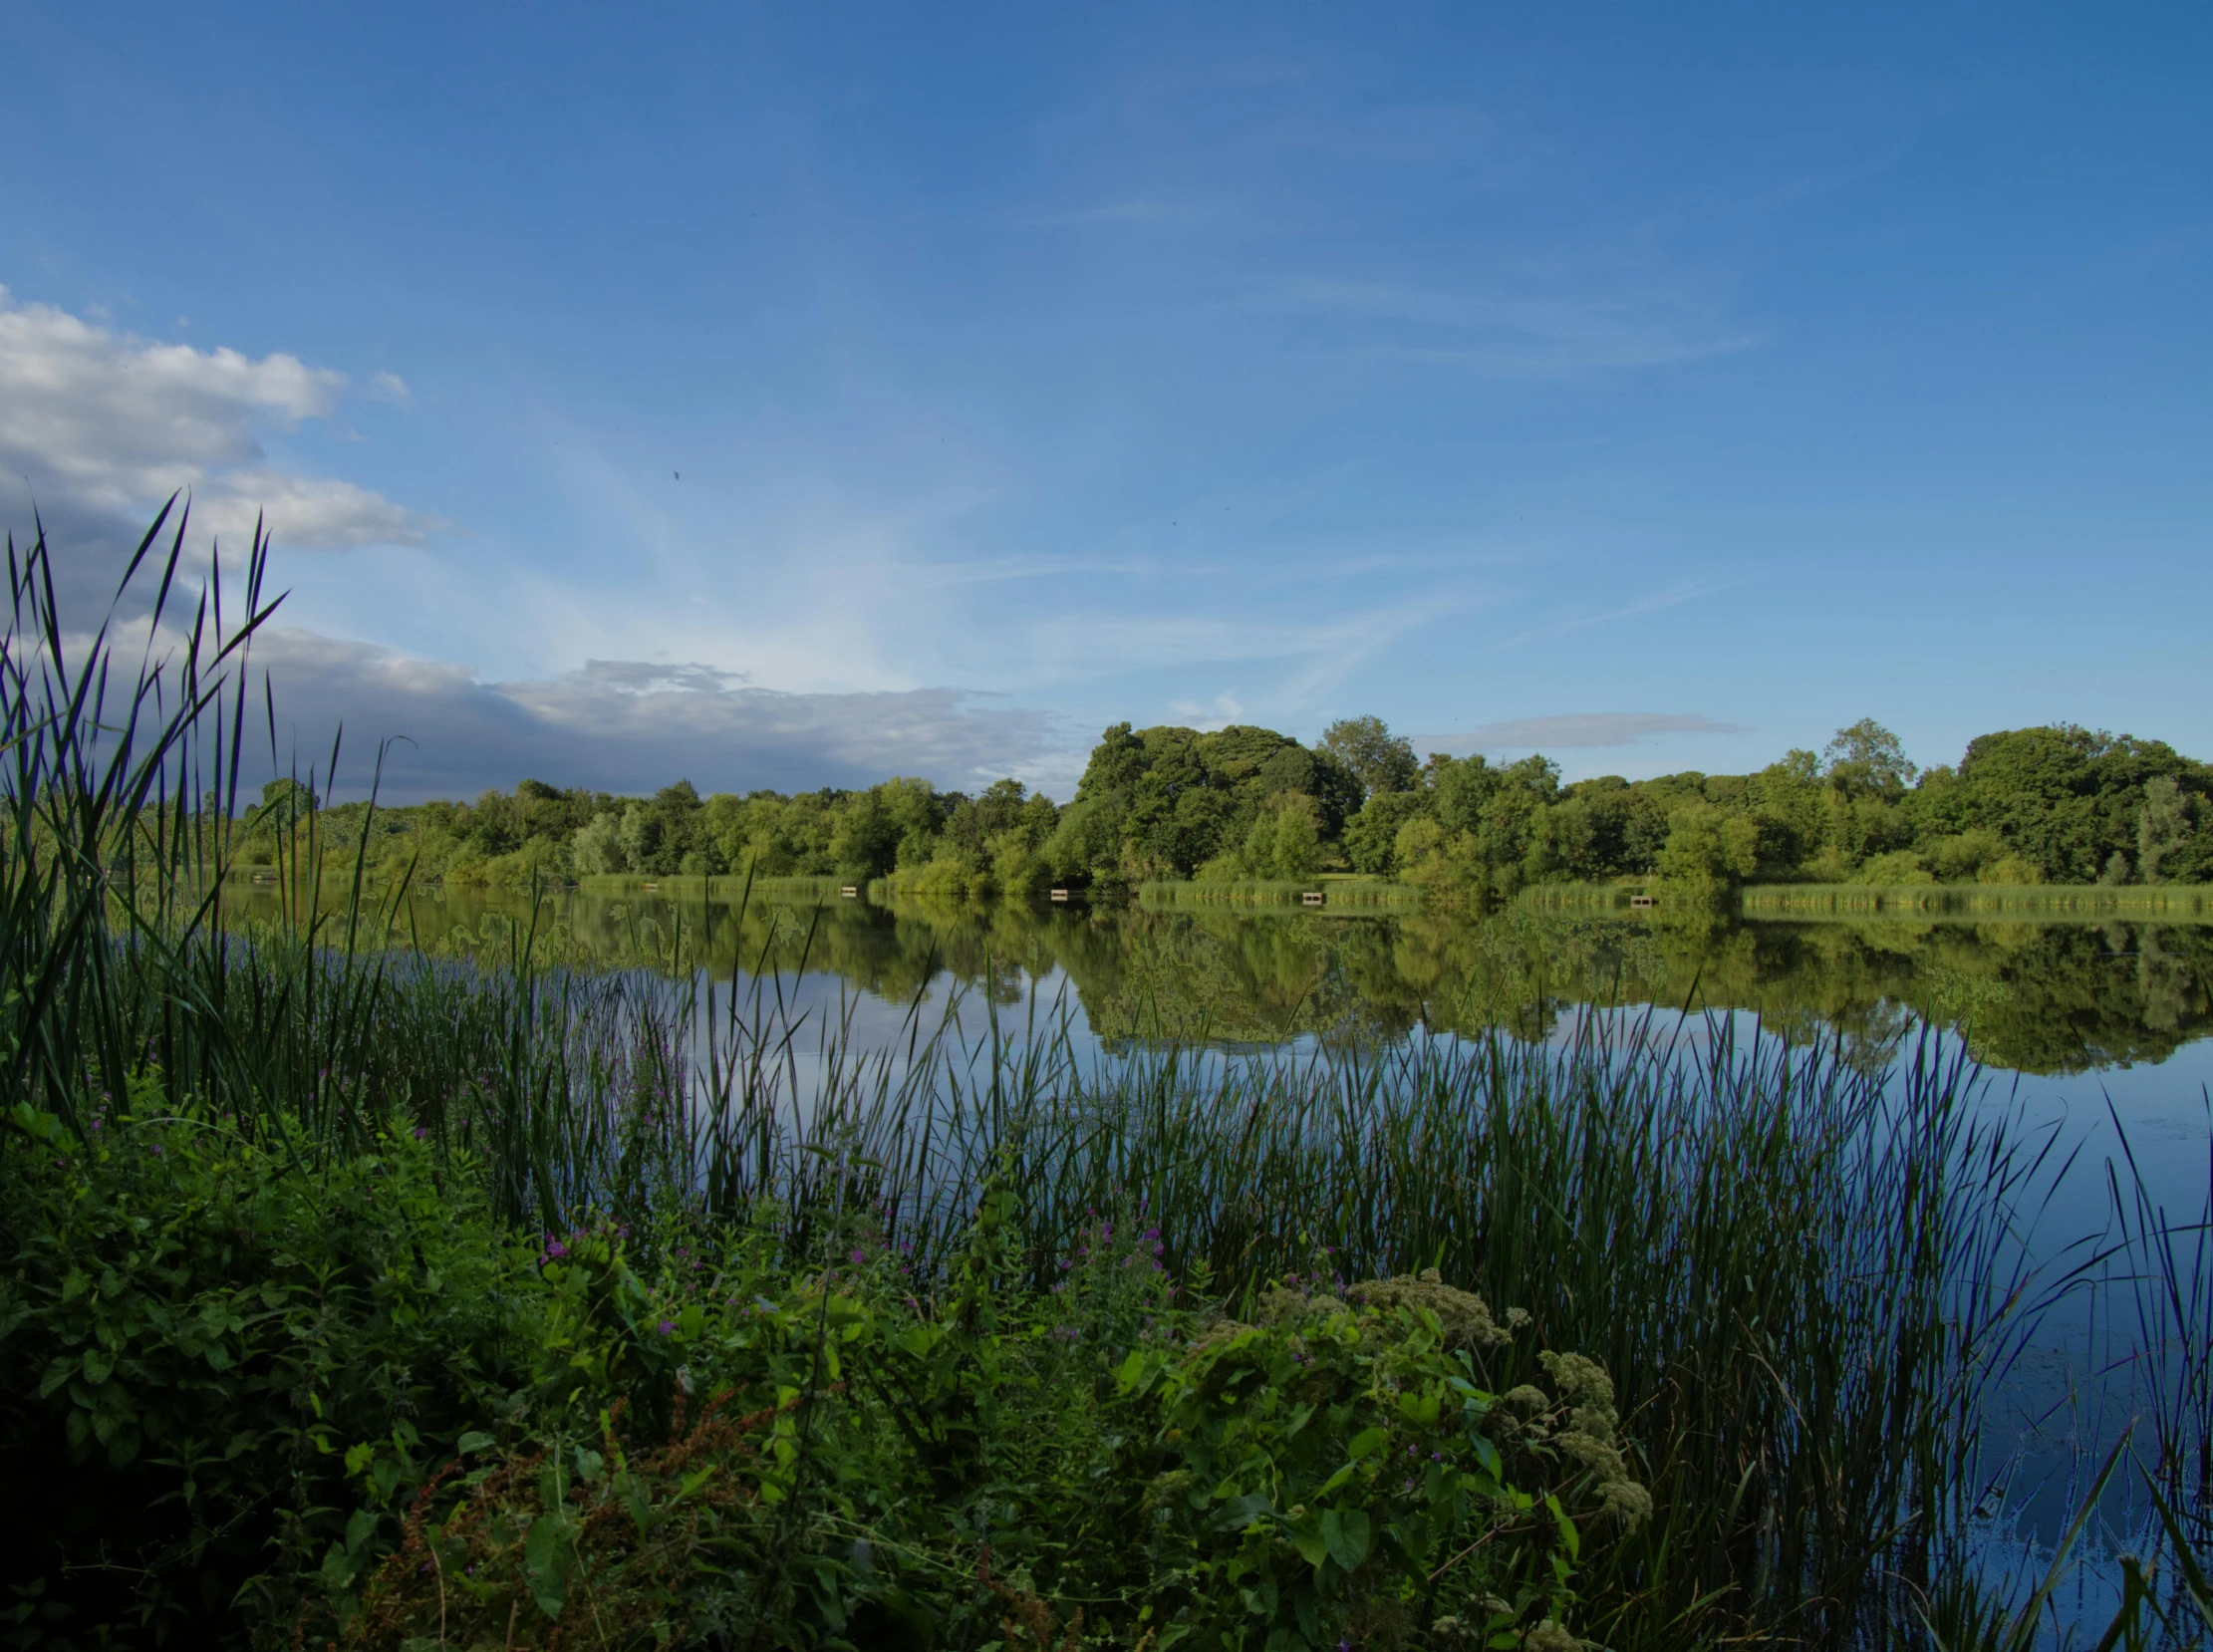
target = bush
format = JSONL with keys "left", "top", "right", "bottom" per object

{"left": 2, "top": 1111, "right": 1645, "bottom": 1651}
{"left": 0, "top": 1093, "right": 543, "bottom": 1645}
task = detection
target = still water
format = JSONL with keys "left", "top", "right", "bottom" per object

{"left": 231, "top": 881, "right": 2213, "bottom": 1211}
{"left": 248, "top": 880, "right": 2212, "bottom": 1312}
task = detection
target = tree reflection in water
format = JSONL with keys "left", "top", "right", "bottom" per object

{"left": 220, "top": 883, "right": 2213, "bottom": 1077}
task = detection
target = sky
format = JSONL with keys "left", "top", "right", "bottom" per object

{"left": 2, "top": 2, "right": 2209, "bottom": 802}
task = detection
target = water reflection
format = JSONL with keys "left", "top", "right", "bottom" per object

{"left": 222, "top": 882, "right": 2213, "bottom": 1077}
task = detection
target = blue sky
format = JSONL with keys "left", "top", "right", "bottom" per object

{"left": 3, "top": 2, "right": 2208, "bottom": 800}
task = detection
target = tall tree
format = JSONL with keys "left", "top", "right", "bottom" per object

{"left": 1823, "top": 718, "right": 1917, "bottom": 793}
{"left": 1320, "top": 715, "right": 1421, "bottom": 800}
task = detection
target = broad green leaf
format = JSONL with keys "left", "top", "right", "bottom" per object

{"left": 1321, "top": 1506, "right": 1370, "bottom": 1572}
{"left": 1348, "top": 1426, "right": 1389, "bottom": 1461}
{"left": 522, "top": 1514, "right": 575, "bottom": 1618}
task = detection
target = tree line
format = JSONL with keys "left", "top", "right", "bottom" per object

{"left": 260, "top": 712, "right": 2213, "bottom": 898}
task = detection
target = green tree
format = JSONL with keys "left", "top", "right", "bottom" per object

{"left": 1320, "top": 714, "right": 1421, "bottom": 800}
{"left": 1824, "top": 718, "right": 1917, "bottom": 794}
{"left": 1342, "top": 791, "right": 1431, "bottom": 875}
{"left": 572, "top": 812, "right": 627, "bottom": 876}
{"left": 1239, "top": 793, "right": 1322, "bottom": 879}
{"left": 2137, "top": 775, "right": 2195, "bottom": 884}
{"left": 1655, "top": 802, "right": 1759, "bottom": 905}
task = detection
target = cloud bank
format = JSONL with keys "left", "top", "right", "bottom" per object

{"left": 1418, "top": 711, "right": 1748, "bottom": 753}
{"left": 243, "top": 630, "right": 1066, "bottom": 802}
{"left": 0, "top": 287, "right": 427, "bottom": 555}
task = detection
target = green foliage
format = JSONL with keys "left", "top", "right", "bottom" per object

{"left": 232, "top": 702, "right": 2213, "bottom": 901}
{"left": 1320, "top": 714, "right": 1422, "bottom": 800}
{"left": 1115, "top": 1275, "right": 1646, "bottom": 1649}
{"left": 1, "top": 1113, "right": 1644, "bottom": 1650}
{"left": 0, "top": 1099, "right": 541, "bottom": 1644}
{"left": 1047, "top": 720, "right": 1362, "bottom": 887}
{"left": 1342, "top": 790, "right": 1431, "bottom": 876}
{"left": 1653, "top": 802, "right": 1760, "bottom": 905}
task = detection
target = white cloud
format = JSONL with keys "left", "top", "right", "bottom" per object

{"left": 366, "top": 370, "right": 415, "bottom": 409}
{"left": 1420, "top": 712, "right": 1749, "bottom": 753}
{"left": 0, "top": 287, "right": 427, "bottom": 552}
{"left": 1168, "top": 691, "right": 1245, "bottom": 731}
{"left": 240, "top": 629, "right": 1069, "bottom": 802}
{"left": 192, "top": 469, "right": 429, "bottom": 552}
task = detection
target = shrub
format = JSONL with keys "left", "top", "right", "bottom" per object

{"left": 0, "top": 1094, "right": 542, "bottom": 1645}
{"left": 1114, "top": 1270, "right": 1647, "bottom": 1649}
{"left": 4, "top": 1110, "right": 1644, "bottom": 1650}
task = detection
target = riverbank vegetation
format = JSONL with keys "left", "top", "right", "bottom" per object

{"left": 6, "top": 508, "right": 2210, "bottom": 1648}
{"left": 234, "top": 706, "right": 2213, "bottom": 912}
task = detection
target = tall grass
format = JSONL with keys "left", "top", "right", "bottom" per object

{"left": 6, "top": 505, "right": 2209, "bottom": 1647}
{"left": 687, "top": 986, "right": 2054, "bottom": 1645}
{"left": 1140, "top": 875, "right": 1427, "bottom": 909}
{"left": 1516, "top": 880, "right": 1649, "bottom": 911}
{"left": 0, "top": 504, "right": 696, "bottom": 1231}
{"left": 1741, "top": 883, "right": 2213, "bottom": 918}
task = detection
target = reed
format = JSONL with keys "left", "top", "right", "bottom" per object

{"left": 1740, "top": 883, "right": 2213, "bottom": 918}
{"left": 0, "top": 505, "right": 698, "bottom": 1231}
{"left": 1139, "top": 876, "right": 1426, "bottom": 910}
{"left": 686, "top": 979, "right": 2056, "bottom": 1647}
{"left": 1517, "top": 880, "right": 1647, "bottom": 911}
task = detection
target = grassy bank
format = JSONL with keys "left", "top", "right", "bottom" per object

{"left": 1738, "top": 881, "right": 2213, "bottom": 917}
{"left": 1139, "top": 875, "right": 1427, "bottom": 910}
{"left": 1519, "top": 879, "right": 2213, "bottom": 921}
{"left": 3, "top": 509, "right": 2208, "bottom": 1649}
{"left": 1516, "top": 881, "right": 1647, "bottom": 912}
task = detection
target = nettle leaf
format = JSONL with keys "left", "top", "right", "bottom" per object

{"left": 1347, "top": 1426, "right": 1389, "bottom": 1461}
